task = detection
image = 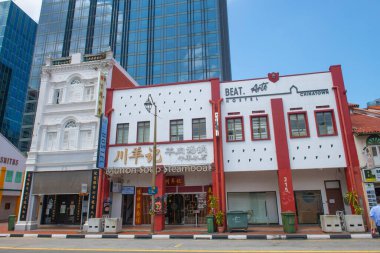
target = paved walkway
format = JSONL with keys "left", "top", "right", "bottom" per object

{"left": 0, "top": 222, "right": 353, "bottom": 235}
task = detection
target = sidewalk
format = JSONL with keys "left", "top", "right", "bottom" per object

{"left": 1, "top": 222, "right": 377, "bottom": 240}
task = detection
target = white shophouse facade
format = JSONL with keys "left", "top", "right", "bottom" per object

{"left": 16, "top": 51, "right": 137, "bottom": 230}
{"left": 104, "top": 66, "right": 367, "bottom": 230}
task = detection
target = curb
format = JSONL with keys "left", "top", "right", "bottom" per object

{"left": 0, "top": 233, "right": 377, "bottom": 240}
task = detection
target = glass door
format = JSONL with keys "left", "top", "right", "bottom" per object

{"left": 167, "top": 194, "right": 184, "bottom": 225}
{"left": 228, "top": 192, "right": 279, "bottom": 224}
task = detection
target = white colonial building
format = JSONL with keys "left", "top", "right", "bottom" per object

{"left": 16, "top": 51, "right": 137, "bottom": 230}
{"left": 103, "top": 65, "right": 368, "bottom": 230}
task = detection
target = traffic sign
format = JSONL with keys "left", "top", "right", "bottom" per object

{"left": 148, "top": 186, "right": 158, "bottom": 195}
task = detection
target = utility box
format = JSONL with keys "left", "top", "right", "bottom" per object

{"left": 345, "top": 215, "right": 365, "bottom": 232}
{"left": 227, "top": 211, "right": 248, "bottom": 232}
{"left": 8, "top": 215, "right": 16, "bottom": 231}
{"left": 281, "top": 212, "right": 296, "bottom": 233}
{"left": 320, "top": 215, "right": 342, "bottom": 233}
{"left": 206, "top": 215, "right": 215, "bottom": 233}
{"left": 88, "top": 218, "right": 103, "bottom": 233}
{"left": 104, "top": 218, "right": 122, "bottom": 233}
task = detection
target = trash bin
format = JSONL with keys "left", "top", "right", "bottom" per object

{"left": 227, "top": 211, "right": 248, "bottom": 232}
{"left": 8, "top": 215, "right": 16, "bottom": 231}
{"left": 206, "top": 215, "right": 215, "bottom": 233}
{"left": 281, "top": 212, "right": 296, "bottom": 233}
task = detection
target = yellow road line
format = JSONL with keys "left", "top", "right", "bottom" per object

{"left": 0, "top": 247, "right": 380, "bottom": 253}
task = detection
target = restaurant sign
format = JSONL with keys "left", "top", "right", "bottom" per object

{"left": 108, "top": 143, "right": 213, "bottom": 168}
{"left": 105, "top": 164, "right": 213, "bottom": 176}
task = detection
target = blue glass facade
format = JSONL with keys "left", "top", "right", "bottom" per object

{"left": 19, "top": 0, "right": 231, "bottom": 152}
{"left": 0, "top": 1, "right": 37, "bottom": 147}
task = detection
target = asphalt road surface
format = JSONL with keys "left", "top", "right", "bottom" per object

{"left": 0, "top": 238, "right": 380, "bottom": 253}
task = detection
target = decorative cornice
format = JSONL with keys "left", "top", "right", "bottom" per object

{"left": 42, "top": 58, "right": 115, "bottom": 74}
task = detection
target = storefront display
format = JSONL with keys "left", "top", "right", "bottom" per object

{"left": 41, "top": 194, "right": 85, "bottom": 225}
{"left": 227, "top": 192, "right": 279, "bottom": 224}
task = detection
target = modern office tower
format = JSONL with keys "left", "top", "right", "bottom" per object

{"left": 0, "top": 1, "right": 37, "bottom": 147}
{"left": 19, "top": 0, "right": 231, "bottom": 152}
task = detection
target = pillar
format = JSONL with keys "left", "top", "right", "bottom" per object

{"left": 330, "top": 65, "right": 370, "bottom": 227}
{"left": 271, "top": 99, "right": 297, "bottom": 216}
{"left": 154, "top": 171, "right": 165, "bottom": 231}
{"left": 0, "top": 167, "right": 6, "bottom": 210}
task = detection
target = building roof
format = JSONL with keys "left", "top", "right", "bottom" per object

{"left": 351, "top": 113, "right": 380, "bottom": 135}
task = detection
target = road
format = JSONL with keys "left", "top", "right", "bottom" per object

{"left": 0, "top": 238, "right": 380, "bottom": 253}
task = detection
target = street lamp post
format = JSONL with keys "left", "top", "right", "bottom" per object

{"left": 144, "top": 94, "right": 157, "bottom": 234}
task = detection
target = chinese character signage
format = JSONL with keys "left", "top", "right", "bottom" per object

{"left": 19, "top": 172, "right": 33, "bottom": 221}
{"left": 97, "top": 115, "right": 108, "bottom": 168}
{"left": 165, "top": 176, "right": 184, "bottom": 186}
{"left": 135, "top": 188, "right": 143, "bottom": 225}
{"left": 108, "top": 143, "right": 213, "bottom": 168}
{"left": 95, "top": 72, "right": 106, "bottom": 117}
{"left": 89, "top": 170, "right": 99, "bottom": 218}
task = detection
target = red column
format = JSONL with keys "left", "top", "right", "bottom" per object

{"left": 271, "top": 99, "right": 297, "bottom": 215}
{"left": 330, "top": 65, "right": 370, "bottom": 227}
{"left": 96, "top": 169, "right": 103, "bottom": 218}
{"left": 210, "top": 78, "right": 226, "bottom": 217}
{"left": 154, "top": 171, "right": 165, "bottom": 231}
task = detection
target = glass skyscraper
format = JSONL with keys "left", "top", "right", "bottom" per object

{"left": 19, "top": 0, "right": 231, "bottom": 152}
{"left": 0, "top": 1, "right": 37, "bottom": 147}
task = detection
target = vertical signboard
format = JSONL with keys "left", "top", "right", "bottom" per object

{"left": 95, "top": 72, "right": 106, "bottom": 117}
{"left": 96, "top": 115, "right": 108, "bottom": 168}
{"left": 89, "top": 170, "right": 99, "bottom": 218}
{"left": 135, "top": 187, "right": 143, "bottom": 225}
{"left": 19, "top": 172, "right": 33, "bottom": 221}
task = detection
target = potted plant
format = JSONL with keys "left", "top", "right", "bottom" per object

{"left": 343, "top": 191, "right": 365, "bottom": 232}
{"left": 344, "top": 191, "right": 363, "bottom": 215}
{"left": 215, "top": 210, "right": 224, "bottom": 233}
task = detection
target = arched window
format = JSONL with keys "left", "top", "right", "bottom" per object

{"left": 70, "top": 79, "right": 81, "bottom": 85}
{"left": 366, "top": 135, "right": 380, "bottom": 163}
{"left": 62, "top": 120, "right": 78, "bottom": 150}
{"left": 65, "top": 120, "right": 77, "bottom": 128}
{"left": 366, "top": 135, "right": 380, "bottom": 146}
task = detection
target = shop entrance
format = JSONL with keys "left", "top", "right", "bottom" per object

{"left": 122, "top": 194, "right": 134, "bottom": 225}
{"left": 324, "top": 180, "right": 344, "bottom": 215}
{"left": 166, "top": 194, "right": 207, "bottom": 225}
{"left": 42, "top": 194, "right": 81, "bottom": 225}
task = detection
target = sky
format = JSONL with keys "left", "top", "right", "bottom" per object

{"left": 7, "top": 0, "right": 380, "bottom": 107}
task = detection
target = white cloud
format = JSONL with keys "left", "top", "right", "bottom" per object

{"left": 7, "top": 0, "right": 42, "bottom": 22}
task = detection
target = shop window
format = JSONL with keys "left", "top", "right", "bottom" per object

{"left": 315, "top": 110, "right": 337, "bottom": 136}
{"left": 137, "top": 121, "right": 150, "bottom": 143}
{"left": 250, "top": 115, "right": 270, "bottom": 140}
{"left": 116, "top": 123, "right": 129, "bottom": 144}
{"left": 288, "top": 112, "right": 309, "bottom": 138}
{"left": 170, "top": 119, "right": 183, "bottom": 141}
{"left": 192, "top": 118, "right": 206, "bottom": 140}
{"left": 5, "top": 170, "right": 13, "bottom": 182}
{"left": 5, "top": 203, "right": 11, "bottom": 210}
{"left": 15, "top": 172, "right": 22, "bottom": 183}
{"left": 226, "top": 117, "right": 244, "bottom": 141}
